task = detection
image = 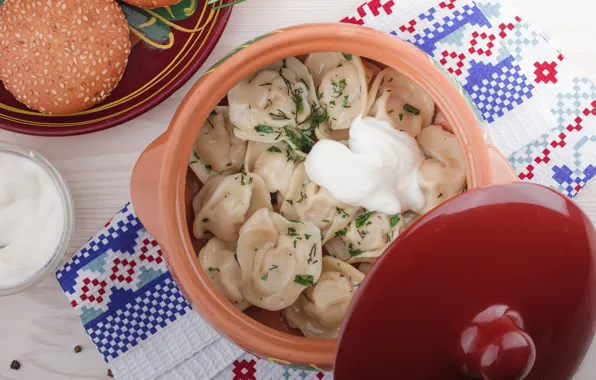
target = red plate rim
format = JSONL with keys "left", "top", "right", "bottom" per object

{"left": 0, "top": 3, "right": 232, "bottom": 137}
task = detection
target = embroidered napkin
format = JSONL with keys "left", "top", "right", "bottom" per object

{"left": 56, "top": 0, "right": 596, "bottom": 379}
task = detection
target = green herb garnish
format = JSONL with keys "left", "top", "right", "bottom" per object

{"left": 294, "top": 274, "right": 315, "bottom": 286}
{"left": 202, "top": 218, "right": 210, "bottom": 223}
{"left": 336, "top": 207, "right": 350, "bottom": 219}
{"left": 255, "top": 124, "right": 274, "bottom": 133}
{"left": 269, "top": 109, "right": 290, "bottom": 120}
{"left": 305, "top": 234, "right": 312, "bottom": 240}
{"left": 261, "top": 272, "right": 269, "bottom": 281}
{"left": 355, "top": 211, "right": 374, "bottom": 228}
{"left": 389, "top": 214, "right": 401, "bottom": 228}
{"left": 288, "top": 227, "right": 298, "bottom": 237}
{"left": 190, "top": 150, "right": 200, "bottom": 165}
{"left": 210, "top": 110, "right": 217, "bottom": 116}
{"left": 348, "top": 243, "right": 362, "bottom": 257}
{"left": 398, "top": 113, "right": 404, "bottom": 121}
{"left": 342, "top": 53, "right": 353, "bottom": 61}
{"left": 335, "top": 227, "right": 348, "bottom": 237}
{"left": 267, "top": 146, "right": 282, "bottom": 153}
{"left": 331, "top": 78, "right": 347, "bottom": 98}
{"left": 208, "top": 267, "right": 220, "bottom": 272}
{"left": 403, "top": 103, "right": 420, "bottom": 116}
{"left": 342, "top": 95, "right": 351, "bottom": 108}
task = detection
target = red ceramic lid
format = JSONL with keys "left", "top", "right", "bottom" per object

{"left": 335, "top": 183, "right": 596, "bottom": 380}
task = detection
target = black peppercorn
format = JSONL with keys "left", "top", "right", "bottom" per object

{"left": 74, "top": 345, "right": 82, "bottom": 353}
{"left": 10, "top": 360, "right": 20, "bottom": 370}
{"left": 107, "top": 368, "right": 114, "bottom": 377}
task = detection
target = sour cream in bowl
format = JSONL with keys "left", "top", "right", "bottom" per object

{"left": 0, "top": 142, "right": 74, "bottom": 296}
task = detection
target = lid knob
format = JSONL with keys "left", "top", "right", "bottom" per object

{"left": 459, "top": 305, "right": 536, "bottom": 380}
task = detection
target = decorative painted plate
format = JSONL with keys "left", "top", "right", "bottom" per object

{"left": 0, "top": 0, "right": 232, "bottom": 136}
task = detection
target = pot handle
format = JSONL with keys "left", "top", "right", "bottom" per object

{"left": 130, "top": 133, "right": 169, "bottom": 243}
{"left": 487, "top": 144, "right": 519, "bottom": 184}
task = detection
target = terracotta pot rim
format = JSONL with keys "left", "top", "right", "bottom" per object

{"left": 157, "top": 23, "right": 493, "bottom": 369}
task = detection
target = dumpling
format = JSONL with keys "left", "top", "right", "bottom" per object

{"left": 189, "top": 106, "right": 247, "bottom": 184}
{"left": 417, "top": 125, "right": 467, "bottom": 213}
{"left": 228, "top": 57, "right": 321, "bottom": 149}
{"left": 236, "top": 208, "right": 323, "bottom": 311}
{"left": 244, "top": 141, "right": 305, "bottom": 199}
{"left": 367, "top": 68, "right": 435, "bottom": 138}
{"left": 281, "top": 163, "right": 360, "bottom": 244}
{"left": 305, "top": 52, "right": 368, "bottom": 131}
{"left": 199, "top": 238, "right": 251, "bottom": 311}
{"left": 358, "top": 262, "right": 374, "bottom": 275}
{"left": 362, "top": 59, "right": 382, "bottom": 86}
{"left": 325, "top": 210, "right": 403, "bottom": 264}
{"left": 284, "top": 256, "right": 365, "bottom": 339}
{"left": 193, "top": 173, "right": 273, "bottom": 242}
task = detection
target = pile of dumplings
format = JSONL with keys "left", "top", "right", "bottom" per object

{"left": 189, "top": 53, "right": 467, "bottom": 339}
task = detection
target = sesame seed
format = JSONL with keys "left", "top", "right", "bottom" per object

{"left": 0, "top": 0, "right": 131, "bottom": 114}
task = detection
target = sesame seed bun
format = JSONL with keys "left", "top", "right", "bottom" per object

{"left": 121, "top": 0, "right": 183, "bottom": 9}
{"left": 0, "top": 0, "right": 131, "bottom": 115}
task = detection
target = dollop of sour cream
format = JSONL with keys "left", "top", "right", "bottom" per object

{"left": 305, "top": 116, "right": 425, "bottom": 215}
{"left": 0, "top": 152, "right": 65, "bottom": 288}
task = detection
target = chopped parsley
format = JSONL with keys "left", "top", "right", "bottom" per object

{"left": 255, "top": 124, "right": 274, "bottom": 133}
{"left": 225, "top": 162, "right": 232, "bottom": 167}
{"left": 342, "top": 53, "right": 353, "bottom": 61}
{"left": 462, "top": 184, "right": 468, "bottom": 193}
{"left": 202, "top": 218, "right": 210, "bottom": 223}
{"left": 388, "top": 109, "right": 394, "bottom": 114}
{"left": 261, "top": 272, "right": 269, "bottom": 281}
{"left": 342, "top": 95, "right": 351, "bottom": 108}
{"left": 208, "top": 267, "right": 220, "bottom": 272}
{"left": 293, "top": 240, "right": 297, "bottom": 248}
{"left": 305, "top": 234, "right": 312, "bottom": 240}
{"left": 294, "top": 274, "right": 315, "bottom": 286}
{"left": 403, "top": 103, "right": 421, "bottom": 116}
{"left": 307, "top": 244, "right": 316, "bottom": 264}
{"left": 282, "top": 58, "right": 287, "bottom": 68}
{"left": 269, "top": 109, "right": 290, "bottom": 120}
{"left": 330, "top": 100, "right": 336, "bottom": 106}
{"left": 389, "top": 214, "right": 401, "bottom": 229}
{"left": 190, "top": 150, "right": 200, "bottom": 165}
{"left": 267, "top": 146, "right": 282, "bottom": 153}
{"left": 355, "top": 211, "right": 374, "bottom": 228}
{"left": 287, "top": 227, "right": 298, "bottom": 237}
{"left": 331, "top": 78, "right": 347, "bottom": 98}
{"left": 398, "top": 113, "right": 404, "bottom": 121}
{"left": 210, "top": 110, "right": 217, "bottom": 116}
{"left": 336, "top": 207, "right": 350, "bottom": 219}
{"left": 348, "top": 243, "right": 362, "bottom": 257}
{"left": 335, "top": 227, "right": 348, "bottom": 237}
{"left": 337, "top": 63, "right": 343, "bottom": 68}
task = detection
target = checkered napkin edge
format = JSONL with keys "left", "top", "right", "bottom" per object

{"left": 56, "top": 0, "right": 596, "bottom": 379}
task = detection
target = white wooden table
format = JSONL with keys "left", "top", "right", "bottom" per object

{"left": 1, "top": 0, "right": 596, "bottom": 378}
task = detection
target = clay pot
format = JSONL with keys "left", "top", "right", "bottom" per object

{"left": 130, "top": 23, "right": 517, "bottom": 370}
